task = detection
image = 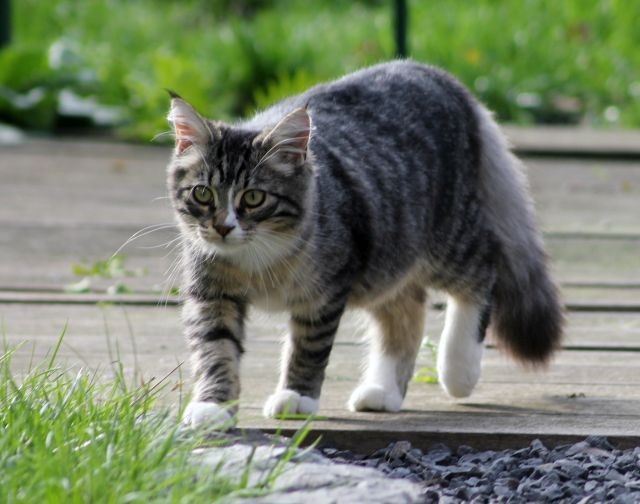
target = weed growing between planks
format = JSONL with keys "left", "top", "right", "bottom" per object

{"left": 414, "top": 337, "right": 439, "bottom": 384}
{"left": 65, "top": 254, "right": 147, "bottom": 294}
{"left": 0, "top": 329, "right": 313, "bottom": 503}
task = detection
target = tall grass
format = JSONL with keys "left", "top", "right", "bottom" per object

{"left": 0, "top": 333, "right": 238, "bottom": 503}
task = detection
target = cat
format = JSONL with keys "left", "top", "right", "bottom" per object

{"left": 165, "top": 60, "right": 563, "bottom": 427}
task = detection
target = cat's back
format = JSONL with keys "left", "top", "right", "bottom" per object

{"left": 244, "top": 61, "right": 476, "bottom": 135}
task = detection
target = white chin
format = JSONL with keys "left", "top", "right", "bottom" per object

{"left": 197, "top": 237, "right": 244, "bottom": 256}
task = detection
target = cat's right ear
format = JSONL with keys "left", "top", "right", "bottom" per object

{"left": 167, "top": 93, "right": 211, "bottom": 154}
{"left": 261, "top": 108, "right": 311, "bottom": 170}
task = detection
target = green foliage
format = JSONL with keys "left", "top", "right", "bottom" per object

{"left": 1, "top": 0, "right": 639, "bottom": 139}
{"left": 414, "top": 337, "right": 439, "bottom": 384}
{"left": 0, "top": 337, "right": 237, "bottom": 502}
{"left": 65, "top": 255, "right": 145, "bottom": 294}
{"left": 71, "top": 255, "right": 144, "bottom": 279}
{"left": 1, "top": 330, "right": 320, "bottom": 502}
{"left": 408, "top": 0, "right": 640, "bottom": 127}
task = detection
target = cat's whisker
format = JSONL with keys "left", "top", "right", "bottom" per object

{"left": 158, "top": 256, "right": 182, "bottom": 309}
{"left": 112, "top": 223, "right": 177, "bottom": 258}
{"left": 254, "top": 135, "right": 309, "bottom": 170}
{"left": 251, "top": 233, "right": 320, "bottom": 302}
{"left": 151, "top": 130, "right": 174, "bottom": 143}
{"left": 256, "top": 229, "right": 317, "bottom": 265}
{"left": 138, "top": 235, "right": 183, "bottom": 251}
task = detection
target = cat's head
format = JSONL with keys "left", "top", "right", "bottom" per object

{"left": 166, "top": 96, "right": 314, "bottom": 267}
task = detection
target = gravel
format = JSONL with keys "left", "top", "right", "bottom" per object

{"left": 320, "top": 436, "right": 640, "bottom": 503}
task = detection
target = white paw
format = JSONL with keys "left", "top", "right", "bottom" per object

{"left": 182, "top": 401, "right": 235, "bottom": 429}
{"left": 263, "top": 389, "right": 319, "bottom": 418}
{"left": 348, "top": 383, "right": 403, "bottom": 412}
{"left": 437, "top": 352, "right": 482, "bottom": 398}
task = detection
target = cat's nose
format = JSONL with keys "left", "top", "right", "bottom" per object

{"left": 213, "top": 223, "right": 235, "bottom": 238}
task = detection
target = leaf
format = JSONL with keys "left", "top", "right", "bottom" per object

{"left": 414, "top": 371, "right": 439, "bottom": 384}
{"left": 107, "top": 283, "right": 132, "bottom": 295}
{"left": 64, "top": 277, "right": 92, "bottom": 294}
{"left": 72, "top": 264, "right": 93, "bottom": 277}
{"left": 70, "top": 255, "right": 142, "bottom": 280}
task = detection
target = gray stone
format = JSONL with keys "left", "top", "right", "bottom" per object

{"left": 388, "top": 440, "right": 412, "bottom": 460}
{"left": 606, "top": 468, "right": 626, "bottom": 482}
{"left": 554, "top": 459, "right": 587, "bottom": 479}
{"left": 585, "top": 436, "right": 615, "bottom": 450}
{"left": 493, "top": 477, "right": 518, "bottom": 497}
{"left": 193, "top": 443, "right": 423, "bottom": 503}
{"left": 456, "top": 445, "right": 474, "bottom": 456}
{"left": 423, "top": 444, "right": 452, "bottom": 464}
{"left": 390, "top": 467, "right": 412, "bottom": 479}
{"left": 566, "top": 441, "right": 591, "bottom": 457}
{"left": 584, "top": 480, "right": 599, "bottom": 492}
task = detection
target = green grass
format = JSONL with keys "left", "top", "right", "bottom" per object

{"left": 65, "top": 255, "right": 146, "bottom": 294}
{"left": 0, "top": 331, "right": 285, "bottom": 503}
{"left": 1, "top": 0, "right": 639, "bottom": 140}
{"left": 414, "top": 337, "right": 439, "bottom": 385}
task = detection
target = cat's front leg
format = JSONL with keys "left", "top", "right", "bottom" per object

{"left": 263, "top": 302, "right": 346, "bottom": 418}
{"left": 181, "top": 293, "right": 246, "bottom": 428}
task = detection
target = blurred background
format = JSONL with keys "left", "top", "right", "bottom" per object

{"left": 0, "top": 0, "right": 639, "bottom": 142}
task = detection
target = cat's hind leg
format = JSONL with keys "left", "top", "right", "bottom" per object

{"left": 437, "top": 295, "right": 490, "bottom": 398}
{"left": 348, "top": 283, "right": 426, "bottom": 412}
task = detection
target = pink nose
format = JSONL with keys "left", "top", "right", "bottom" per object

{"left": 213, "top": 224, "right": 235, "bottom": 238}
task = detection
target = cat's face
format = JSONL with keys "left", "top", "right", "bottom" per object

{"left": 167, "top": 98, "right": 313, "bottom": 267}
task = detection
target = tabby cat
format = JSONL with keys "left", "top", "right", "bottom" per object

{"left": 166, "top": 61, "right": 563, "bottom": 426}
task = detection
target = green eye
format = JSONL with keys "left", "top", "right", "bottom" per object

{"left": 242, "top": 190, "right": 266, "bottom": 208}
{"left": 191, "top": 185, "right": 215, "bottom": 205}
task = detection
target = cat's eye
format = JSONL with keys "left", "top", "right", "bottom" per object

{"left": 242, "top": 190, "right": 266, "bottom": 208}
{"left": 191, "top": 185, "right": 215, "bottom": 205}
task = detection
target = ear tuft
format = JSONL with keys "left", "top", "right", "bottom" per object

{"left": 165, "top": 89, "right": 182, "bottom": 100}
{"left": 167, "top": 97, "right": 211, "bottom": 154}
{"left": 263, "top": 108, "right": 311, "bottom": 167}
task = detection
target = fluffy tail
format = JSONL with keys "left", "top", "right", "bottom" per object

{"left": 474, "top": 103, "right": 564, "bottom": 365}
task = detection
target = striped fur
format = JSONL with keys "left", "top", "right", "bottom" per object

{"left": 167, "top": 61, "right": 563, "bottom": 423}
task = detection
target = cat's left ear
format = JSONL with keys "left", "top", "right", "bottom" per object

{"left": 167, "top": 94, "right": 211, "bottom": 154}
{"left": 262, "top": 108, "right": 311, "bottom": 168}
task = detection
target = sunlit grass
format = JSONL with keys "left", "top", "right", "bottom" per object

{"left": 414, "top": 337, "right": 439, "bottom": 385}
{"left": 0, "top": 332, "right": 241, "bottom": 503}
{"left": 2, "top": 0, "right": 639, "bottom": 139}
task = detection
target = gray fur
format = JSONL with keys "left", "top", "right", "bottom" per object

{"left": 166, "top": 61, "right": 563, "bottom": 413}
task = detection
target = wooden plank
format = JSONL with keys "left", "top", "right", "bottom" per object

{"left": 7, "top": 129, "right": 640, "bottom": 161}
{"left": 503, "top": 125, "right": 640, "bottom": 158}
{"left": 0, "top": 303, "right": 640, "bottom": 358}
{"left": 0, "top": 290, "right": 639, "bottom": 315}
{"left": 527, "top": 157, "right": 640, "bottom": 234}
{"left": 0, "top": 291, "right": 180, "bottom": 306}
{"left": 545, "top": 235, "right": 640, "bottom": 283}
{"left": 0, "top": 151, "right": 171, "bottom": 227}
{"left": 1, "top": 221, "right": 638, "bottom": 289}
{"left": 5, "top": 314, "right": 639, "bottom": 404}
{"left": 2, "top": 141, "right": 639, "bottom": 291}
{"left": 3, "top": 300, "right": 638, "bottom": 448}
{"left": 561, "top": 285, "right": 640, "bottom": 305}
{"left": 0, "top": 223, "right": 179, "bottom": 292}
{"left": 2, "top": 144, "right": 640, "bottom": 235}
{"left": 2, "top": 138, "right": 169, "bottom": 160}
{"left": 5, "top": 333, "right": 639, "bottom": 449}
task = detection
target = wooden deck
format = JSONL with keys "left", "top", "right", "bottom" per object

{"left": 1, "top": 134, "right": 639, "bottom": 450}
